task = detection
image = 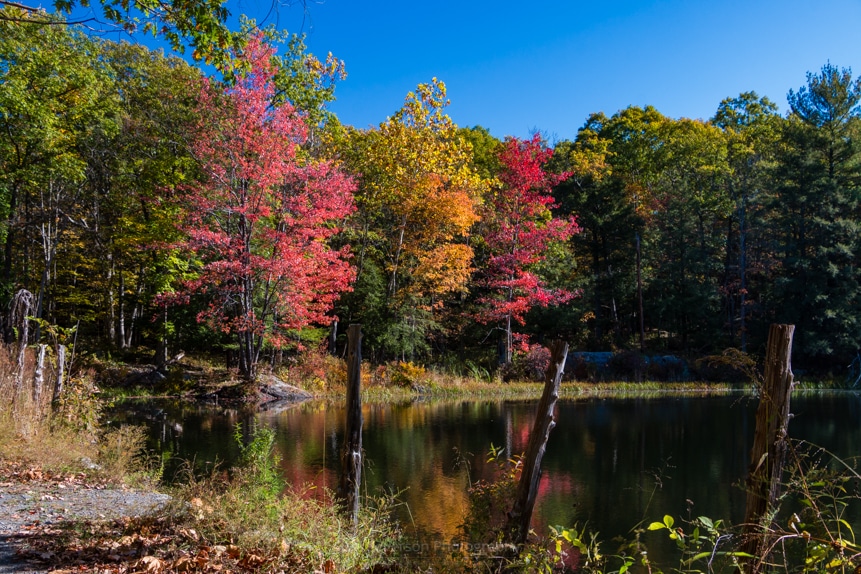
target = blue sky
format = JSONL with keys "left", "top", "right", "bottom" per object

{"left": 82, "top": 0, "right": 861, "bottom": 141}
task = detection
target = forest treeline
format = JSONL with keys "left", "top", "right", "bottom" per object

{"left": 2, "top": 6, "right": 860, "bottom": 378}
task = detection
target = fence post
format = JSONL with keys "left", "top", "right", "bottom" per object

{"left": 741, "top": 323, "right": 795, "bottom": 571}
{"left": 506, "top": 340, "right": 568, "bottom": 545}
{"left": 339, "top": 324, "right": 363, "bottom": 526}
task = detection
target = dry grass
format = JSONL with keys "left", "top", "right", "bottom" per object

{"left": 0, "top": 343, "right": 152, "bottom": 483}
{"left": 167, "top": 424, "right": 404, "bottom": 572}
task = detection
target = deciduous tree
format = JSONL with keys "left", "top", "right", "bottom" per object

{"left": 341, "top": 80, "right": 486, "bottom": 359}
{"left": 167, "top": 34, "right": 355, "bottom": 380}
{"left": 475, "top": 134, "right": 579, "bottom": 365}
{"left": 713, "top": 92, "right": 781, "bottom": 351}
{"left": 0, "top": 0, "right": 235, "bottom": 66}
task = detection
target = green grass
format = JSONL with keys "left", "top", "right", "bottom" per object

{"left": 335, "top": 379, "right": 745, "bottom": 404}
{"left": 169, "top": 423, "right": 404, "bottom": 572}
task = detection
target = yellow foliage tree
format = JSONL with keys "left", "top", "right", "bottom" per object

{"left": 341, "top": 79, "right": 489, "bottom": 357}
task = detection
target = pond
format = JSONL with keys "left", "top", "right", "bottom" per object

{"left": 108, "top": 392, "right": 861, "bottom": 553}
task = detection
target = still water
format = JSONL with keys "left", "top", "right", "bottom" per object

{"left": 110, "top": 392, "right": 861, "bottom": 546}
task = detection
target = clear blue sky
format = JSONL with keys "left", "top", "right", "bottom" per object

{"left": 86, "top": 0, "right": 861, "bottom": 141}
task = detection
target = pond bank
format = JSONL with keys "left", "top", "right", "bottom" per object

{"left": 0, "top": 459, "right": 171, "bottom": 573}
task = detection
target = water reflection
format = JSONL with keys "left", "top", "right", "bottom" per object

{"left": 109, "top": 392, "right": 861, "bottom": 548}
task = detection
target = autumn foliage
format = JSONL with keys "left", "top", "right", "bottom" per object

{"left": 476, "top": 135, "right": 580, "bottom": 363}
{"left": 167, "top": 34, "right": 355, "bottom": 379}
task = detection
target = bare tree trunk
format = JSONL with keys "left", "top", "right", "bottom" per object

{"left": 52, "top": 344, "right": 66, "bottom": 409}
{"left": 118, "top": 270, "right": 125, "bottom": 348}
{"left": 742, "top": 324, "right": 795, "bottom": 572}
{"left": 506, "top": 340, "right": 568, "bottom": 545}
{"left": 11, "top": 289, "right": 35, "bottom": 399}
{"left": 339, "top": 324, "right": 363, "bottom": 526}
{"left": 156, "top": 308, "right": 168, "bottom": 369}
{"left": 33, "top": 343, "right": 46, "bottom": 405}
{"left": 388, "top": 215, "right": 407, "bottom": 297}
{"left": 106, "top": 254, "right": 115, "bottom": 344}
{"left": 124, "top": 266, "right": 145, "bottom": 348}
{"left": 505, "top": 313, "right": 513, "bottom": 365}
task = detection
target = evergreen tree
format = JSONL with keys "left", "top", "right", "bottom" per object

{"left": 770, "top": 64, "right": 861, "bottom": 366}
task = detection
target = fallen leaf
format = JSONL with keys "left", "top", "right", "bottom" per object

{"left": 185, "top": 528, "right": 200, "bottom": 541}
{"left": 174, "top": 556, "right": 194, "bottom": 572}
{"left": 195, "top": 547, "right": 209, "bottom": 567}
{"left": 240, "top": 553, "right": 266, "bottom": 568}
{"left": 136, "top": 555, "right": 164, "bottom": 572}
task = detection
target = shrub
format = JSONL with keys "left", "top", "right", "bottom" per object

{"left": 281, "top": 346, "right": 346, "bottom": 392}
{"left": 460, "top": 445, "right": 521, "bottom": 543}
{"left": 694, "top": 348, "right": 759, "bottom": 384}
{"left": 499, "top": 344, "right": 552, "bottom": 382}
{"left": 389, "top": 361, "right": 427, "bottom": 387}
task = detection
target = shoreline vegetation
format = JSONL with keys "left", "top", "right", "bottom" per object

{"left": 1, "top": 348, "right": 857, "bottom": 573}
{"left": 3, "top": 4, "right": 861, "bottom": 571}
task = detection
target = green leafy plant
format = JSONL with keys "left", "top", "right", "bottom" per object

{"left": 233, "top": 420, "right": 282, "bottom": 496}
{"left": 460, "top": 444, "right": 523, "bottom": 543}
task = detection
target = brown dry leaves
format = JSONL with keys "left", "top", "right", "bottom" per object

{"left": 0, "top": 459, "right": 329, "bottom": 573}
{"left": 0, "top": 459, "right": 111, "bottom": 490}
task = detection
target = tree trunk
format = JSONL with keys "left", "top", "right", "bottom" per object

{"left": 33, "top": 344, "right": 46, "bottom": 406}
{"left": 155, "top": 308, "right": 168, "bottom": 370}
{"left": 741, "top": 324, "right": 795, "bottom": 572}
{"left": 11, "top": 289, "right": 35, "bottom": 399}
{"left": 52, "top": 344, "right": 66, "bottom": 410}
{"left": 328, "top": 320, "right": 338, "bottom": 356}
{"left": 739, "top": 194, "right": 748, "bottom": 352}
{"left": 339, "top": 324, "right": 363, "bottom": 526}
{"left": 2, "top": 182, "right": 18, "bottom": 292}
{"left": 504, "top": 313, "right": 513, "bottom": 365}
{"left": 106, "top": 254, "right": 115, "bottom": 345}
{"left": 238, "top": 330, "right": 257, "bottom": 381}
{"left": 506, "top": 340, "right": 568, "bottom": 545}
{"left": 118, "top": 270, "right": 126, "bottom": 348}
{"left": 636, "top": 233, "right": 645, "bottom": 352}
{"left": 388, "top": 215, "right": 407, "bottom": 297}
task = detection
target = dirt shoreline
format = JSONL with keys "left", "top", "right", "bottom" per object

{"left": 0, "top": 462, "right": 170, "bottom": 573}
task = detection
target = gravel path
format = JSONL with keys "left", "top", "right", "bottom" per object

{"left": 0, "top": 477, "right": 170, "bottom": 573}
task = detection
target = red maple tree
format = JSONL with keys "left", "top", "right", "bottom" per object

{"left": 166, "top": 34, "right": 355, "bottom": 380}
{"left": 476, "top": 135, "right": 579, "bottom": 365}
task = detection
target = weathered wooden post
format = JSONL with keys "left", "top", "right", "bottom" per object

{"left": 741, "top": 323, "right": 795, "bottom": 571}
{"left": 506, "top": 339, "right": 568, "bottom": 545}
{"left": 339, "top": 324, "right": 363, "bottom": 526}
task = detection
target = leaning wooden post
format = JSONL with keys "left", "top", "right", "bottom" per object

{"left": 339, "top": 324, "right": 363, "bottom": 526}
{"left": 506, "top": 340, "right": 568, "bottom": 545}
{"left": 741, "top": 324, "right": 795, "bottom": 571}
